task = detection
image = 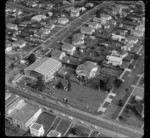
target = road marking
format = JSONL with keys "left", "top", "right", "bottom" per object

{"left": 136, "top": 46, "right": 143, "bottom": 55}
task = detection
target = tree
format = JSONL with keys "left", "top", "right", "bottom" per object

{"left": 133, "top": 54, "right": 140, "bottom": 60}
{"left": 114, "top": 78, "right": 123, "bottom": 88}
{"left": 27, "top": 53, "right": 36, "bottom": 65}
{"left": 118, "top": 99, "right": 123, "bottom": 107}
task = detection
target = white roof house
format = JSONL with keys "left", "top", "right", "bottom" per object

{"left": 62, "top": 44, "right": 76, "bottom": 55}
{"left": 31, "top": 15, "right": 46, "bottom": 22}
{"left": 106, "top": 55, "right": 122, "bottom": 66}
{"left": 88, "top": 22, "right": 101, "bottom": 29}
{"left": 101, "top": 14, "right": 112, "bottom": 21}
{"left": 70, "top": 9, "right": 80, "bottom": 17}
{"left": 80, "top": 26, "right": 95, "bottom": 35}
{"left": 30, "top": 123, "right": 44, "bottom": 137}
{"left": 72, "top": 38, "right": 84, "bottom": 45}
{"left": 112, "top": 34, "right": 125, "bottom": 41}
{"left": 57, "top": 17, "right": 69, "bottom": 24}
{"left": 47, "top": 130, "right": 61, "bottom": 137}
{"left": 121, "top": 42, "right": 134, "bottom": 51}
{"left": 111, "top": 50, "right": 128, "bottom": 58}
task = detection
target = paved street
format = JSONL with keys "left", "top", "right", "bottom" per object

{"left": 6, "top": 84, "right": 143, "bottom": 138}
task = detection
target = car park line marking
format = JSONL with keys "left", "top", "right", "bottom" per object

{"left": 63, "top": 122, "right": 73, "bottom": 136}
{"left": 117, "top": 73, "right": 143, "bottom": 119}
{"left": 55, "top": 118, "right": 62, "bottom": 130}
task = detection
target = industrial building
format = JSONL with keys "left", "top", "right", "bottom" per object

{"left": 25, "top": 58, "right": 62, "bottom": 82}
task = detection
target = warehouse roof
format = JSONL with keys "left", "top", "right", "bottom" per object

{"left": 10, "top": 103, "right": 41, "bottom": 124}
{"left": 25, "top": 58, "right": 61, "bottom": 76}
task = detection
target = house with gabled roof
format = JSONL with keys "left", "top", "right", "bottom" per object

{"left": 76, "top": 61, "right": 98, "bottom": 79}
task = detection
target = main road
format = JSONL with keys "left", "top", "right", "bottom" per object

{"left": 6, "top": 84, "right": 143, "bottom": 138}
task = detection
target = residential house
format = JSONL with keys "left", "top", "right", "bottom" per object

{"left": 111, "top": 50, "right": 128, "bottom": 58}
{"left": 51, "top": 49, "right": 66, "bottom": 60}
{"left": 47, "top": 12, "right": 53, "bottom": 17}
{"left": 76, "top": 61, "right": 98, "bottom": 79}
{"left": 111, "top": 33, "right": 125, "bottom": 41}
{"left": 30, "top": 123, "right": 44, "bottom": 137}
{"left": 85, "top": 2, "right": 94, "bottom": 7}
{"left": 126, "top": 36, "right": 138, "bottom": 44}
{"left": 31, "top": 15, "right": 47, "bottom": 22}
{"left": 73, "top": 33, "right": 85, "bottom": 40}
{"left": 131, "top": 30, "right": 144, "bottom": 37}
{"left": 46, "top": 22, "right": 55, "bottom": 30}
{"left": 47, "top": 130, "right": 61, "bottom": 137}
{"left": 62, "top": 44, "right": 76, "bottom": 55}
{"left": 25, "top": 58, "right": 62, "bottom": 82}
{"left": 66, "top": 7, "right": 75, "bottom": 12}
{"left": 70, "top": 9, "right": 80, "bottom": 17}
{"left": 121, "top": 42, "right": 134, "bottom": 51}
{"left": 57, "top": 17, "right": 69, "bottom": 24}
{"left": 135, "top": 24, "right": 145, "bottom": 32}
{"left": 78, "top": 7, "right": 86, "bottom": 12}
{"left": 8, "top": 102, "right": 42, "bottom": 131}
{"left": 80, "top": 26, "right": 95, "bottom": 35}
{"left": 104, "top": 22, "right": 110, "bottom": 29}
{"left": 93, "top": 17, "right": 101, "bottom": 22}
{"left": 13, "top": 39, "right": 27, "bottom": 48}
{"left": 72, "top": 38, "right": 84, "bottom": 45}
{"left": 101, "top": 14, "right": 112, "bottom": 21}
{"left": 57, "top": 66, "right": 68, "bottom": 78}
{"left": 106, "top": 55, "right": 122, "bottom": 66}
{"left": 5, "top": 47, "right": 13, "bottom": 53}
{"left": 88, "top": 22, "right": 101, "bottom": 29}
{"left": 6, "top": 23, "right": 18, "bottom": 30}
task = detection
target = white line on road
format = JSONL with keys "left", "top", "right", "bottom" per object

{"left": 136, "top": 46, "right": 143, "bottom": 55}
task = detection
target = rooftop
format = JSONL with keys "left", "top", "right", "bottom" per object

{"left": 47, "top": 130, "right": 61, "bottom": 137}
{"left": 30, "top": 122, "right": 43, "bottom": 130}
{"left": 51, "top": 49, "right": 65, "bottom": 59}
{"left": 25, "top": 58, "right": 61, "bottom": 76}
{"left": 5, "top": 94, "right": 18, "bottom": 108}
{"left": 10, "top": 103, "right": 41, "bottom": 124}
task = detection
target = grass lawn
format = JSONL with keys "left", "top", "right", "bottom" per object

{"left": 52, "top": 81, "right": 107, "bottom": 111}
{"left": 120, "top": 106, "right": 144, "bottom": 128}
{"left": 36, "top": 112, "right": 56, "bottom": 135}
{"left": 56, "top": 119, "right": 72, "bottom": 136}
{"left": 71, "top": 124, "right": 91, "bottom": 137}
{"left": 121, "top": 70, "right": 130, "bottom": 80}
{"left": 103, "top": 102, "right": 110, "bottom": 108}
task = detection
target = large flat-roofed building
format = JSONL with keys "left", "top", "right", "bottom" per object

{"left": 5, "top": 94, "right": 19, "bottom": 108}
{"left": 25, "top": 58, "right": 62, "bottom": 82}
{"left": 8, "top": 102, "right": 42, "bottom": 131}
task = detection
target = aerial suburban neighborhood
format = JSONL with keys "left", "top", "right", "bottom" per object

{"left": 5, "top": 0, "right": 144, "bottom": 137}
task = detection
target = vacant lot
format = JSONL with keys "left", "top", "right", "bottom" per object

{"left": 36, "top": 112, "right": 56, "bottom": 135}
{"left": 52, "top": 81, "right": 107, "bottom": 111}
{"left": 56, "top": 119, "right": 72, "bottom": 136}
{"left": 69, "top": 124, "right": 91, "bottom": 137}
{"left": 120, "top": 105, "right": 143, "bottom": 128}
